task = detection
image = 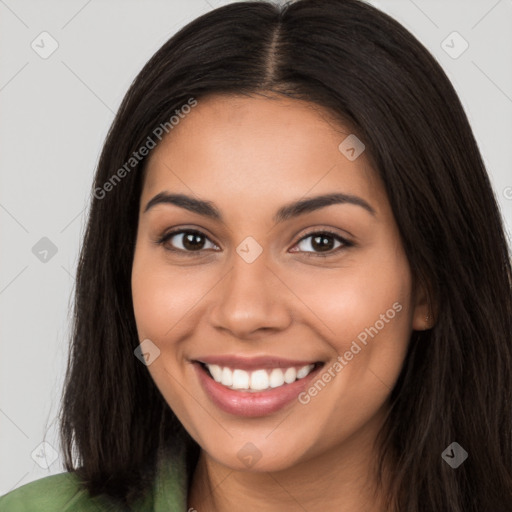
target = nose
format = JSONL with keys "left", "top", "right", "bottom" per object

{"left": 208, "top": 251, "right": 292, "bottom": 340}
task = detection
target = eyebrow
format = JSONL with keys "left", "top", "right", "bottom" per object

{"left": 143, "top": 191, "right": 376, "bottom": 223}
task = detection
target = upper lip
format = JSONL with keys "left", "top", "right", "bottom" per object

{"left": 193, "top": 355, "right": 323, "bottom": 371}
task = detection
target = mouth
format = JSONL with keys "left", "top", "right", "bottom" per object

{"left": 192, "top": 358, "right": 326, "bottom": 417}
{"left": 197, "top": 361, "right": 324, "bottom": 392}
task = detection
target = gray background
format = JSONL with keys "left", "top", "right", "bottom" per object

{"left": 1, "top": 0, "right": 511, "bottom": 494}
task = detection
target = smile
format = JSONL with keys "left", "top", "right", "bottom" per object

{"left": 192, "top": 357, "right": 325, "bottom": 417}
{"left": 202, "top": 363, "right": 317, "bottom": 392}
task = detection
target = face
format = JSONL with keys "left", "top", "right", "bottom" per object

{"left": 131, "top": 93, "right": 429, "bottom": 473}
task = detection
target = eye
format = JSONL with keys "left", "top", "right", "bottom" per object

{"left": 290, "top": 230, "right": 353, "bottom": 257}
{"left": 157, "top": 229, "right": 218, "bottom": 255}
{"left": 156, "top": 228, "right": 353, "bottom": 258}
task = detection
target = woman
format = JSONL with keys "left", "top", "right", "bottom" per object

{"left": 1, "top": 0, "right": 511, "bottom": 510}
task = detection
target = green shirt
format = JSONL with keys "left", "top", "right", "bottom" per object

{"left": 0, "top": 442, "right": 191, "bottom": 511}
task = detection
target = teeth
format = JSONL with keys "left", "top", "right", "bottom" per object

{"left": 204, "top": 363, "right": 316, "bottom": 392}
{"left": 284, "top": 367, "right": 297, "bottom": 383}
{"left": 232, "top": 369, "right": 250, "bottom": 389}
{"left": 250, "top": 369, "right": 269, "bottom": 390}
{"left": 297, "top": 365, "right": 311, "bottom": 379}
{"left": 221, "top": 367, "right": 233, "bottom": 387}
{"left": 269, "top": 368, "right": 285, "bottom": 388}
{"left": 208, "top": 364, "right": 223, "bottom": 382}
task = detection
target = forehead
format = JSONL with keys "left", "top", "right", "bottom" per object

{"left": 141, "top": 94, "right": 384, "bottom": 215}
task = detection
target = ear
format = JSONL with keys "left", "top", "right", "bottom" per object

{"left": 411, "top": 278, "right": 436, "bottom": 331}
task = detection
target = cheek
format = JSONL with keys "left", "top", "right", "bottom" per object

{"left": 287, "top": 248, "right": 413, "bottom": 388}
{"left": 131, "top": 248, "right": 200, "bottom": 426}
{"left": 131, "top": 248, "right": 204, "bottom": 340}
{"left": 289, "top": 258, "right": 411, "bottom": 345}
{"left": 131, "top": 268, "right": 172, "bottom": 340}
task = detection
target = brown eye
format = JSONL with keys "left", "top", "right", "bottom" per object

{"left": 291, "top": 231, "right": 352, "bottom": 257}
{"left": 158, "top": 229, "right": 218, "bottom": 254}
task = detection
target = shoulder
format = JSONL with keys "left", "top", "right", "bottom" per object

{"left": 0, "top": 472, "right": 121, "bottom": 512}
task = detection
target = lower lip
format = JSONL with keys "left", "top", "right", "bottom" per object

{"left": 193, "top": 362, "right": 323, "bottom": 417}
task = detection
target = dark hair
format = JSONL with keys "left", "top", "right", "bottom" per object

{"left": 58, "top": 0, "right": 512, "bottom": 510}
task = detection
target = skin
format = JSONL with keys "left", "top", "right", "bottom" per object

{"left": 131, "top": 93, "right": 432, "bottom": 512}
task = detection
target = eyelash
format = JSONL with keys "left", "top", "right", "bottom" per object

{"left": 155, "top": 228, "right": 354, "bottom": 258}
